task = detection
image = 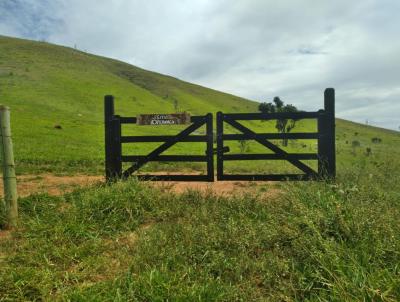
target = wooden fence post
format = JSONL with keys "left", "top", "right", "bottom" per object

{"left": 112, "top": 115, "right": 122, "bottom": 179}
{"left": 104, "top": 95, "right": 121, "bottom": 181}
{"left": 216, "top": 111, "right": 224, "bottom": 180}
{"left": 318, "top": 88, "right": 336, "bottom": 179}
{"left": 206, "top": 113, "right": 214, "bottom": 182}
{"left": 0, "top": 106, "right": 18, "bottom": 228}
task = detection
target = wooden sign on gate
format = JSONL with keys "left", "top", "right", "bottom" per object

{"left": 137, "top": 113, "right": 191, "bottom": 125}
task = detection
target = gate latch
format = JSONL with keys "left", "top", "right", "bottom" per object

{"left": 207, "top": 146, "right": 230, "bottom": 155}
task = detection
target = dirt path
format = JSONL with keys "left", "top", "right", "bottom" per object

{"left": 1, "top": 174, "right": 104, "bottom": 197}
{"left": 155, "top": 180, "right": 280, "bottom": 198}
{"left": 0, "top": 174, "right": 281, "bottom": 198}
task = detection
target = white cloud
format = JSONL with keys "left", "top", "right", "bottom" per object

{"left": 0, "top": 0, "right": 399, "bottom": 130}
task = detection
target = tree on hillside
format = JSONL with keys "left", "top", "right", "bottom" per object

{"left": 258, "top": 97, "right": 299, "bottom": 146}
{"left": 258, "top": 102, "right": 275, "bottom": 113}
{"left": 273, "top": 96, "right": 284, "bottom": 109}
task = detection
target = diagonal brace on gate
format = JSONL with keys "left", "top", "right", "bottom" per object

{"left": 122, "top": 117, "right": 207, "bottom": 178}
{"left": 224, "top": 117, "right": 318, "bottom": 176}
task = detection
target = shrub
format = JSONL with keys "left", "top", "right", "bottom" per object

{"left": 371, "top": 137, "right": 382, "bottom": 144}
{"left": 351, "top": 140, "right": 361, "bottom": 155}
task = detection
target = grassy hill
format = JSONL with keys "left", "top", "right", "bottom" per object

{"left": 1, "top": 35, "right": 399, "bottom": 176}
{"left": 0, "top": 35, "right": 259, "bottom": 174}
{"left": 1, "top": 35, "right": 400, "bottom": 301}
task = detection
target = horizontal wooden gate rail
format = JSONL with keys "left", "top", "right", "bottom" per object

{"left": 216, "top": 88, "right": 335, "bottom": 181}
{"left": 105, "top": 95, "right": 214, "bottom": 182}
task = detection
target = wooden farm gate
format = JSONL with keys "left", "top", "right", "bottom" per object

{"left": 104, "top": 96, "right": 214, "bottom": 182}
{"left": 216, "top": 88, "right": 335, "bottom": 181}
{"left": 105, "top": 88, "right": 335, "bottom": 182}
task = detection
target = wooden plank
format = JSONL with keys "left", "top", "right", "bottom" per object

{"left": 222, "top": 133, "right": 319, "bottom": 140}
{"left": 121, "top": 155, "right": 208, "bottom": 162}
{"left": 0, "top": 105, "right": 18, "bottom": 228}
{"left": 104, "top": 96, "right": 122, "bottom": 180}
{"left": 206, "top": 113, "right": 214, "bottom": 182}
{"left": 135, "top": 174, "right": 210, "bottom": 182}
{"left": 223, "top": 153, "right": 318, "bottom": 161}
{"left": 318, "top": 88, "right": 336, "bottom": 178}
{"left": 216, "top": 111, "right": 224, "bottom": 181}
{"left": 112, "top": 117, "right": 122, "bottom": 178}
{"left": 218, "top": 174, "right": 314, "bottom": 181}
{"left": 137, "top": 113, "right": 191, "bottom": 125}
{"left": 223, "top": 111, "right": 320, "bottom": 121}
{"left": 121, "top": 135, "right": 207, "bottom": 143}
{"left": 325, "top": 88, "right": 336, "bottom": 178}
{"left": 119, "top": 115, "right": 204, "bottom": 124}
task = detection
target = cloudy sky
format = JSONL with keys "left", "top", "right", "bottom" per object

{"left": 1, "top": 0, "right": 399, "bottom": 130}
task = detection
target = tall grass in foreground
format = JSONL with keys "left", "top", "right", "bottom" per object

{"left": 1, "top": 158, "right": 399, "bottom": 301}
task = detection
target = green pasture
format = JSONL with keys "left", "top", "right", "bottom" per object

{"left": 5, "top": 36, "right": 398, "bottom": 176}
{"left": 1, "top": 148, "right": 399, "bottom": 301}
{"left": 1, "top": 35, "right": 400, "bottom": 301}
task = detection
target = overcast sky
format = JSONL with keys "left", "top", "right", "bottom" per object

{"left": 1, "top": 0, "right": 399, "bottom": 130}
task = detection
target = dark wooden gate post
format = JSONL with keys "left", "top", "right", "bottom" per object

{"left": 206, "top": 113, "right": 215, "bottom": 182}
{"left": 104, "top": 95, "right": 122, "bottom": 181}
{"left": 216, "top": 112, "right": 224, "bottom": 180}
{"left": 318, "top": 88, "right": 336, "bottom": 178}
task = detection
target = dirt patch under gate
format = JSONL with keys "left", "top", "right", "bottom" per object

{"left": 0, "top": 174, "right": 281, "bottom": 198}
{"left": 0, "top": 174, "right": 104, "bottom": 197}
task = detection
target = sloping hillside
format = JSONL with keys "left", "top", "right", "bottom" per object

{"left": 0, "top": 35, "right": 257, "bottom": 173}
{"left": 1, "top": 36, "right": 400, "bottom": 301}
{"left": 0, "top": 35, "right": 399, "bottom": 174}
